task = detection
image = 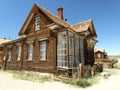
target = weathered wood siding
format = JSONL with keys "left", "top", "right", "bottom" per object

{"left": 22, "top": 30, "right": 56, "bottom": 73}
{"left": 1, "top": 7, "right": 57, "bottom": 73}
{"left": 2, "top": 30, "right": 56, "bottom": 73}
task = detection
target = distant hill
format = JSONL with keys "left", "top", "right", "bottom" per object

{"left": 108, "top": 55, "right": 120, "bottom": 63}
{"left": 108, "top": 55, "right": 120, "bottom": 59}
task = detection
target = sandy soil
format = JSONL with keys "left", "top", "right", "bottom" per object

{"left": 84, "top": 69, "right": 120, "bottom": 90}
{"left": 0, "top": 69, "right": 120, "bottom": 90}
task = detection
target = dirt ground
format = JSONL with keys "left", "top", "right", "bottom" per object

{"left": 0, "top": 69, "right": 120, "bottom": 90}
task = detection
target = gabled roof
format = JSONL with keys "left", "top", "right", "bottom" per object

{"left": 95, "top": 48, "right": 105, "bottom": 53}
{"left": 72, "top": 20, "right": 97, "bottom": 37}
{"left": 19, "top": 4, "right": 71, "bottom": 35}
{"left": 72, "top": 20, "right": 90, "bottom": 32}
{"left": 19, "top": 4, "right": 97, "bottom": 38}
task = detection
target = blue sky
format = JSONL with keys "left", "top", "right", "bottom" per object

{"left": 0, "top": 0, "right": 120, "bottom": 55}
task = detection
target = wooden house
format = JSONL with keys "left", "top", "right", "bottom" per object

{"left": 0, "top": 4, "right": 97, "bottom": 77}
{"left": 94, "top": 48, "right": 113, "bottom": 68}
{"left": 0, "top": 38, "right": 11, "bottom": 67}
{"left": 94, "top": 48, "right": 107, "bottom": 60}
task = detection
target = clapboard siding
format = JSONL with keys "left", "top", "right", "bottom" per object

{"left": 0, "top": 4, "right": 97, "bottom": 77}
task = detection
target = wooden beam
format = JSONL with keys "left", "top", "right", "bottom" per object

{"left": 66, "top": 30, "right": 69, "bottom": 68}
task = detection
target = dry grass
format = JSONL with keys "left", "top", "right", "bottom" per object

{"left": 1, "top": 69, "right": 116, "bottom": 88}
{"left": 8, "top": 70, "right": 52, "bottom": 83}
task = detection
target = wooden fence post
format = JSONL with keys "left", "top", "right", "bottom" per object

{"left": 79, "top": 63, "right": 83, "bottom": 78}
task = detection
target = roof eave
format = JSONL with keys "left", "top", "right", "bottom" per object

{"left": 18, "top": 4, "right": 38, "bottom": 36}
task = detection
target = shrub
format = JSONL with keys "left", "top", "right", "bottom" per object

{"left": 61, "top": 77, "right": 92, "bottom": 88}
{"left": 76, "top": 79, "right": 92, "bottom": 88}
{"left": 114, "top": 63, "right": 120, "bottom": 69}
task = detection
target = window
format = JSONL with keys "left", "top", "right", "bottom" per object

{"left": 80, "top": 37, "right": 85, "bottom": 65}
{"left": 35, "top": 16, "right": 40, "bottom": 31}
{"left": 40, "top": 41, "right": 47, "bottom": 61}
{"left": 68, "top": 31, "right": 75, "bottom": 67}
{"left": 28, "top": 43, "right": 33, "bottom": 60}
{"left": 17, "top": 45, "right": 21, "bottom": 61}
{"left": 98, "top": 53, "right": 101, "bottom": 58}
{"left": 57, "top": 31, "right": 67, "bottom": 67}
{"left": 75, "top": 35, "right": 79, "bottom": 67}
{"left": 8, "top": 51, "right": 11, "bottom": 61}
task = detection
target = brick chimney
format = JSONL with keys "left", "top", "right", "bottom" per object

{"left": 57, "top": 7, "right": 63, "bottom": 20}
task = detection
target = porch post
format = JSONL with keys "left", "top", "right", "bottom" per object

{"left": 20, "top": 38, "right": 26, "bottom": 71}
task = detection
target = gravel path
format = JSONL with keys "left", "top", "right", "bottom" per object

{"left": 0, "top": 69, "right": 120, "bottom": 90}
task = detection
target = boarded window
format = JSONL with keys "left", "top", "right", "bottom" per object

{"left": 40, "top": 41, "right": 47, "bottom": 61}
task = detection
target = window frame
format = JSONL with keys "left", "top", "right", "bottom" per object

{"left": 57, "top": 31, "right": 67, "bottom": 67}
{"left": 17, "top": 45, "right": 21, "bottom": 61}
{"left": 80, "top": 37, "right": 85, "bottom": 65}
{"left": 74, "top": 35, "right": 80, "bottom": 67}
{"left": 27, "top": 43, "right": 33, "bottom": 61}
{"left": 98, "top": 53, "right": 101, "bottom": 58}
{"left": 8, "top": 50, "right": 11, "bottom": 61}
{"left": 40, "top": 40, "right": 47, "bottom": 61}
{"left": 35, "top": 16, "right": 40, "bottom": 31}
